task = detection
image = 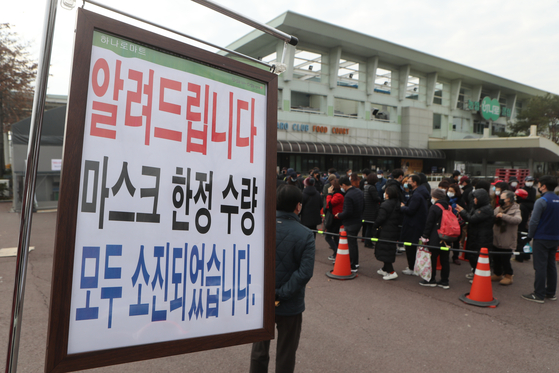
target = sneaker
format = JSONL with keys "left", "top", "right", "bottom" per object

{"left": 377, "top": 269, "right": 388, "bottom": 276}
{"left": 437, "top": 281, "right": 450, "bottom": 289}
{"left": 328, "top": 255, "right": 336, "bottom": 261}
{"left": 402, "top": 267, "right": 415, "bottom": 276}
{"left": 545, "top": 294, "right": 557, "bottom": 301}
{"left": 521, "top": 293, "right": 544, "bottom": 304}
{"left": 465, "top": 273, "right": 474, "bottom": 279}
{"left": 383, "top": 272, "right": 398, "bottom": 281}
{"left": 453, "top": 259, "right": 461, "bottom": 266}
{"left": 351, "top": 267, "right": 358, "bottom": 273}
{"left": 419, "top": 279, "right": 437, "bottom": 287}
{"left": 397, "top": 245, "right": 406, "bottom": 253}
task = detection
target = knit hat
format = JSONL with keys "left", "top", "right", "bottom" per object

{"left": 431, "top": 188, "right": 446, "bottom": 200}
{"left": 459, "top": 175, "right": 469, "bottom": 183}
{"left": 304, "top": 177, "right": 315, "bottom": 187}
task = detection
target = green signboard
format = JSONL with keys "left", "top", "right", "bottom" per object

{"left": 468, "top": 97, "right": 511, "bottom": 119}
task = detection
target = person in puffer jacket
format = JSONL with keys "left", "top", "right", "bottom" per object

{"left": 491, "top": 190, "right": 521, "bottom": 285}
{"left": 456, "top": 188, "right": 494, "bottom": 279}
{"left": 250, "top": 184, "right": 315, "bottom": 373}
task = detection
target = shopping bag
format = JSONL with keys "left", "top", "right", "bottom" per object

{"left": 414, "top": 246, "right": 432, "bottom": 282}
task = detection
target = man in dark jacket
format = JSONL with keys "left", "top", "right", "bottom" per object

{"left": 400, "top": 174, "right": 430, "bottom": 275}
{"left": 386, "top": 168, "right": 405, "bottom": 203}
{"left": 336, "top": 176, "right": 365, "bottom": 272}
{"left": 456, "top": 188, "right": 494, "bottom": 279}
{"left": 300, "top": 177, "right": 323, "bottom": 238}
{"left": 459, "top": 176, "right": 473, "bottom": 210}
{"left": 250, "top": 185, "right": 315, "bottom": 373}
{"left": 522, "top": 176, "right": 559, "bottom": 303}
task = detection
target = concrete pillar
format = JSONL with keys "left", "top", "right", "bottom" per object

{"left": 328, "top": 46, "right": 342, "bottom": 89}
{"left": 282, "top": 87, "right": 291, "bottom": 112}
{"left": 426, "top": 72, "right": 437, "bottom": 106}
{"left": 398, "top": 65, "right": 410, "bottom": 101}
{"left": 366, "top": 56, "right": 379, "bottom": 97}
{"left": 450, "top": 79, "right": 461, "bottom": 110}
{"left": 280, "top": 43, "right": 296, "bottom": 82}
{"left": 528, "top": 158, "right": 534, "bottom": 175}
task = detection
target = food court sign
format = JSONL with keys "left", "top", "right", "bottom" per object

{"left": 45, "top": 9, "right": 276, "bottom": 373}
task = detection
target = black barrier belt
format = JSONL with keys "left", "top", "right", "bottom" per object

{"left": 311, "top": 229, "right": 541, "bottom": 255}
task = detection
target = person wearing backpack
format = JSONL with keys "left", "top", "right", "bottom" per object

{"left": 419, "top": 188, "right": 459, "bottom": 289}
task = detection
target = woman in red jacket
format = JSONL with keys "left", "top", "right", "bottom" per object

{"left": 325, "top": 178, "right": 344, "bottom": 261}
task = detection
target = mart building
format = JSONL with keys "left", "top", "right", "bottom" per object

{"left": 226, "top": 11, "right": 559, "bottom": 177}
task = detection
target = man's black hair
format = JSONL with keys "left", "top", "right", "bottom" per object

{"left": 539, "top": 175, "right": 558, "bottom": 192}
{"left": 385, "top": 185, "right": 400, "bottom": 200}
{"left": 339, "top": 176, "right": 351, "bottom": 186}
{"left": 409, "top": 174, "right": 421, "bottom": 185}
{"left": 328, "top": 168, "right": 337, "bottom": 174}
{"left": 391, "top": 168, "right": 404, "bottom": 179}
{"left": 361, "top": 168, "right": 371, "bottom": 175}
{"left": 276, "top": 184, "right": 303, "bottom": 212}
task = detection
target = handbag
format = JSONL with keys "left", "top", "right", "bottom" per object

{"left": 324, "top": 208, "right": 334, "bottom": 230}
{"left": 414, "top": 246, "right": 432, "bottom": 281}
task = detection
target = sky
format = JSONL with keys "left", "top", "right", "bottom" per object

{"left": 3, "top": 0, "right": 559, "bottom": 96}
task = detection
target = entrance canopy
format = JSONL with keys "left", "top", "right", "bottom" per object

{"left": 428, "top": 136, "right": 559, "bottom": 163}
{"left": 278, "top": 140, "right": 445, "bottom": 159}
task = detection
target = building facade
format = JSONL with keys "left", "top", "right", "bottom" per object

{"left": 226, "top": 11, "right": 559, "bottom": 177}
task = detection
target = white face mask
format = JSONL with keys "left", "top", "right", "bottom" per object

{"left": 526, "top": 182, "right": 533, "bottom": 187}
{"left": 384, "top": 194, "right": 388, "bottom": 200}
{"left": 431, "top": 198, "right": 436, "bottom": 205}
{"left": 495, "top": 190, "right": 501, "bottom": 196}
{"left": 447, "top": 192, "right": 455, "bottom": 198}
{"left": 341, "top": 187, "right": 346, "bottom": 193}
{"left": 459, "top": 184, "right": 464, "bottom": 189}
{"left": 378, "top": 175, "right": 383, "bottom": 179}
{"left": 511, "top": 182, "right": 518, "bottom": 187}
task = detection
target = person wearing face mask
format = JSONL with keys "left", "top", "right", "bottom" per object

{"left": 521, "top": 176, "right": 537, "bottom": 210}
{"left": 336, "top": 176, "right": 365, "bottom": 272}
{"left": 399, "top": 174, "right": 430, "bottom": 275}
{"left": 492, "top": 191, "right": 521, "bottom": 285}
{"left": 508, "top": 177, "right": 519, "bottom": 192}
{"left": 522, "top": 176, "right": 559, "bottom": 303}
{"left": 448, "top": 184, "right": 466, "bottom": 265}
{"left": 492, "top": 181, "right": 510, "bottom": 209}
{"left": 456, "top": 189, "right": 494, "bottom": 282}
{"left": 325, "top": 179, "right": 345, "bottom": 261}
{"left": 376, "top": 170, "right": 387, "bottom": 200}
{"left": 419, "top": 188, "right": 452, "bottom": 288}
{"left": 372, "top": 185, "right": 402, "bottom": 280}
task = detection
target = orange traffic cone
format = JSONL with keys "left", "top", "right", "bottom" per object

{"left": 326, "top": 229, "right": 357, "bottom": 280}
{"left": 459, "top": 248, "right": 499, "bottom": 308}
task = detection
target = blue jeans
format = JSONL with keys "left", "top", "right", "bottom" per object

{"left": 532, "top": 239, "right": 559, "bottom": 299}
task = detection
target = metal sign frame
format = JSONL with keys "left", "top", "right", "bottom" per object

{"left": 45, "top": 8, "right": 277, "bottom": 373}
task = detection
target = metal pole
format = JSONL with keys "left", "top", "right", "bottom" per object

{"left": 84, "top": 0, "right": 273, "bottom": 69}
{"left": 191, "top": 0, "right": 299, "bottom": 46}
{"left": 5, "top": 0, "right": 58, "bottom": 372}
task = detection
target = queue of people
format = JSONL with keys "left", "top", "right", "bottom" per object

{"left": 277, "top": 166, "right": 557, "bottom": 301}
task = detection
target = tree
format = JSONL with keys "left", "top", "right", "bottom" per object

{"left": 0, "top": 23, "right": 37, "bottom": 173}
{"left": 510, "top": 94, "right": 559, "bottom": 143}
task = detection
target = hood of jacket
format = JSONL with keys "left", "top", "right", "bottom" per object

{"left": 473, "top": 188, "right": 490, "bottom": 207}
{"left": 303, "top": 186, "right": 318, "bottom": 196}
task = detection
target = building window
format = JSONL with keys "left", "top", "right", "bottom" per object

{"left": 334, "top": 97, "right": 358, "bottom": 118}
{"left": 457, "top": 88, "right": 471, "bottom": 110}
{"left": 433, "top": 113, "right": 442, "bottom": 129}
{"left": 290, "top": 91, "right": 323, "bottom": 114}
{"left": 374, "top": 68, "right": 391, "bottom": 95}
{"left": 292, "top": 50, "right": 323, "bottom": 82}
{"left": 516, "top": 101, "right": 523, "bottom": 117}
{"left": 337, "top": 59, "right": 359, "bottom": 89}
{"left": 473, "top": 120, "right": 485, "bottom": 134}
{"left": 452, "top": 117, "right": 470, "bottom": 132}
{"left": 371, "top": 104, "right": 390, "bottom": 121}
{"left": 406, "top": 75, "right": 420, "bottom": 100}
{"left": 433, "top": 82, "right": 443, "bottom": 105}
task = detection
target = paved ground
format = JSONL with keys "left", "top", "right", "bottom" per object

{"left": 1, "top": 200, "right": 559, "bottom": 372}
